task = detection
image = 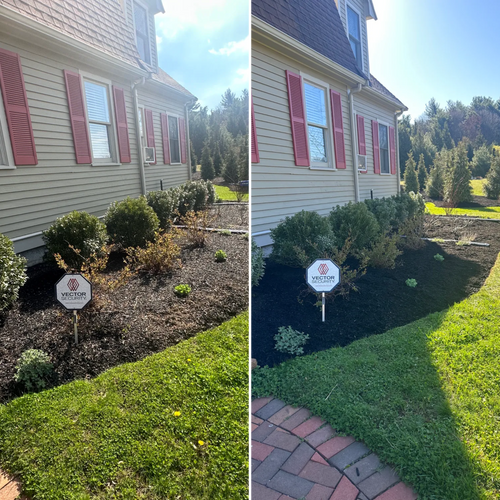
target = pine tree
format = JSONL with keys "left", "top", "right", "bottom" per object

{"left": 190, "top": 140, "right": 197, "bottom": 173}
{"left": 223, "top": 148, "right": 239, "bottom": 184}
{"left": 213, "top": 145, "right": 223, "bottom": 177}
{"left": 403, "top": 153, "right": 419, "bottom": 194}
{"left": 471, "top": 145, "right": 492, "bottom": 178}
{"left": 417, "top": 154, "right": 427, "bottom": 191}
{"left": 239, "top": 136, "right": 249, "bottom": 180}
{"left": 425, "top": 150, "right": 448, "bottom": 199}
{"left": 200, "top": 144, "right": 215, "bottom": 181}
{"left": 444, "top": 142, "right": 472, "bottom": 205}
{"left": 484, "top": 155, "right": 500, "bottom": 199}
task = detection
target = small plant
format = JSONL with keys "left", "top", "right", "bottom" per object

{"left": 434, "top": 253, "right": 445, "bottom": 262}
{"left": 0, "top": 233, "right": 27, "bottom": 311}
{"left": 274, "top": 326, "right": 309, "bottom": 356}
{"left": 243, "top": 233, "right": 249, "bottom": 240}
{"left": 220, "top": 229, "right": 232, "bottom": 236}
{"left": 364, "top": 233, "right": 401, "bottom": 269}
{"left": 432, "top": 238, "right": 445, "bottom": 243}
{"left": 215, "top": 250, "right": 227, "bottom": 262}
{"left": 456, "top": 240, "right": 471, "bottom": 246}
{"left": 174, "top": 284, "right": 191, "bottom": 297}
{"left": 252, "top": 239, "right": 265, "bottom": 287}
{"left": 180, "top": 210, "right": 213, "bottom": 248}
{"left": 406, "top": 278, "right": 418, "bottom": 288}
{"left": 14, "top": 349, "right": 54, "bottom": 392}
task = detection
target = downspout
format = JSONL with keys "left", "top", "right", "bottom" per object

{"left": 348, "top": 83, "right": 364, "bottom": 202}
{"left": 184, "top": 99, "right": 196, "bottom": 181}
{"left": 394, "top": 110, "right": 404, "bottom": 194}
{"left": 132, "top": 76, "right": 147, "bottom": 195}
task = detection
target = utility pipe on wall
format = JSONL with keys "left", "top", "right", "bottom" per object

{"left": 185, "top": 99, "right": 196, "bottom": 182}
{"left": 394, "top": 110, "right": 404, "bottom": 194}
{"left": 348, "top": 83, "right": 364, "bottom": 202}
{"left": 132, "top": 76, "right": 147, "bottom": 195}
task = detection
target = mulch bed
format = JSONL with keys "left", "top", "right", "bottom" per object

{"left": 427, "top": 194, "right": 500, "bottom": 208}
{"left": 209, "top": 203, "right": 248, "bottom": 230}
{"left": 0, "top": 206, "right": 248, "bottom": 403}
{"left": 252, "top": 216, "right": 500, "bottom": 367}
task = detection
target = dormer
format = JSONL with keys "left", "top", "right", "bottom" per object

{"left": 338, "top": 0, "right": 377, "bottom": 77}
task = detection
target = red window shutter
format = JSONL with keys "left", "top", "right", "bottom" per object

{"left": 357, "top": 114, "right": 366, "bottom": 156}
{"left": 389, "top": 126, "right": 397, "bottom": 174}
{"left": 330, "top": 90, "right": 346, "bottom": 169}
{"left": 179, "top": 117, "right": 187, "bottom": 164}
{"left": 0, "top": 48, "right": 37, "bottom": 165}
{"left": 160, "top": 112, "right": 170, "bottom": 164}
{"left": 64, "top": 70, "right": 91, "bottom": 164}
{"left": 372, "top": 120, "right": 380, "bottom": 174}
{"left": 251, "top": 98, "right": 259, "bottom": 163}
{"left": 144, "top": 108, "right": 156, "bottom": 164}
{"left": 112, "top": 86, "right": 131, "bottom": 163}
{"left": 286, "top": 70, "right": 309, "bottom": 166}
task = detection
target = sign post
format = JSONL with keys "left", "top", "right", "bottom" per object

{"left": 306, "top": 259, "right": 341, "bottom": 322}
{"left": 55, "top": 273, "right": 92, "bottom": 345}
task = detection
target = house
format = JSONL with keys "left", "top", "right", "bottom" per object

{"left": 0, "top": 0, "right": 194, "bottom": 264}
{"left": 251, "top": 0, "right": 407, "bottom": 250}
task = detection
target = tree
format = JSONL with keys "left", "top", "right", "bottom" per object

{"left": 403, "top": 153, "right": 419, "bottom": 194}
{"left": 417, "top": 154, "right": 427, "bottom": 190}
{"left": 398, "top": 114, "right": 412, "bottom": 175}
{"left": 239, "top": 135, "right": 249, "bottom": 180}
{"left": 223, "top": 148, "right": 239, "bottom": 184}
{"left": 190, "top": 140, "right": 197, "bottom": 173}
{"left": 411, "top": 131, "right": 437, "bottom": 169}
{"left": 444, "top": 142, "right": 472, "bottom": 205}
{"left": 471, "top": 145, "right": 492, "bottom": 178}
{"left": 483, "top": 155, "right": 500, "bottom": 199}
{"left": 425, "top": 150, "right": 448, "bottom": 199}
{"left": 425, "top": 98, "right": 441, "bottom": 119}
{"left": 213, "top": 145, "right": 223, "bottom": 177}
{"left": 200, "top": 144, "right": 215, "bottom": 181}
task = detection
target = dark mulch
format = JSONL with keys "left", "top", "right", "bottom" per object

{"left": 209, "top": 204, "right": 248, "bottom": 230}
{"left": 252, "top": 217, "right": 500, "bottom": 367}
{"left": 427, "top": 194, "right": 500, "bottom": 208}
{"left": 0, "top": 210, "right": 248, "bottom": 403}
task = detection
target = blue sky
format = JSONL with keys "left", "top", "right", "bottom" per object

{"left": 155, "top": 0, "right": 249, "bottom": 110}
{"left": 368, "top": 0, "right": 500, "bottom": 120}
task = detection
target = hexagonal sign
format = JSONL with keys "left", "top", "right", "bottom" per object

{"left": 55, "top": 273, "right": 92, "bottom": 310}
{"left": 306, "top": 259, "right": 341, "bottom": 293}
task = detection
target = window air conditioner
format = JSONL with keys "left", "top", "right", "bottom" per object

{"left": 144, "top": 147, "right": 155, "bottom": 164}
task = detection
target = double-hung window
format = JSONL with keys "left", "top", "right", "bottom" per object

{"left": 133, "top": 1, "right": 151, "bottom": 64}
{"left": 0, "top": 96, "right": 13, "bottom": 168}
{"left": 168, "top": 116, "right": 181, "bottom": 164}
{"left": 303, "top": 81, "right": 331, "bottom": 168}
{"left": 83, "top": 79, "right": 116, "bottom": 163}
{"left": 379, "top": 123, "right": 390, "bottom": 174}
{"left": 347, "top": 4, "right": 362, "bottom": 70}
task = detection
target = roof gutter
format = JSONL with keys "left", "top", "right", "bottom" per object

{"left": 184, "top": 98, "right": 197, "bottom": 181}
{"left": 132, "top": 76, "right": 148, "bottom": 195}
{"left": 348, "top": 82, "right": 366, "bottom": 202}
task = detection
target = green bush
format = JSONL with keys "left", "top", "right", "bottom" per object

{"left": 0, "top": 233, "right": 27, "bottom": 311}
{"left": 146, "top": 190, "right": 180, "bottom": 230}
{"left": 105, "top": 196, "right": 159, "bottom": 248}
{"left": 392, "top": 192, "right": 425, "bottom": 227}
{"left": 176, "top": 180, "right": 218, "bottom": 216}
{"left": 274, "top": 326, "right": 309, "bottom": 356}
{"left": 417, "top": 153, "right": 428, "bottom": 191}
{"left": 406, "top": 278, "right": 418, "bottom": 288}
{"left": 42, "top": 211, "right": 108, "bottom": 269}
{"left": 215, "top": 249, "right": 227, "bottom": 262}
{"left": 252, "top": 239, "right": 265, "bottom": 287}
{"left": 403, "top": 152, "right": 419, "bottom": 194}
{"left": 14, "top": 349, "right": 54, "bottom": 392}
{"left": 445, "top": 142, "right": 472, "bottom": 205}
{"left": 364, "top": 197, "right": 398, "bottom": 233}
{"left": 270, "top": 211, "right": 336, "bottom": 268}
{"left": 364, "top": 233, "right": 402, "bottom": 269}
{"left": 174, "top": 284, "right": 191, "bottom": 297}
{"left": 434, "top": 254, "right": 445, "bottom": 262}
{"left": 329, "top": 202, "right": 380, "bottom": 253}
{"left": 484, "top": 155, "right": 500, "bottom": 200}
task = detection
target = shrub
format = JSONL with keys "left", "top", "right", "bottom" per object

{"left": 426, "top": 163, "right": 445, "bottom": 199}
{"left": 417, "top": 153, "right": 428, "bottom": 191}
{"left": 274, "top": 326, "right": 309, "bottom": 356}
{"left": 364, "top": 197, "right": 397, "bottom": 233}
{"left": 146, "top": 190, "right": 180, "bottom": 230}
{"left": 14, "top": 349, "right": 54, "bottom": 392}
{"left": 406, "top": 278, "right": 418, "bottom": 288}
{"left": 105, "top": 196, "right": 159, "bottom": 248}
{"left": 176, "top": 180, "right": 218, "bottom": 216}
{"left": 471, "top": 145, "right": 492, "bottom": 178}
{"left": 434, "top": 254, "right": 445, "bottom": 262}
{"left": 126, "top": 230, "right": 181, "bottom": 274}
{"left": 0, "top": 234, "right": 27, "bottom": 311}
{"left": 252, "top": 239, "right": 265, "bottom": 287}
{"left": 174, "top": 284, "right": 191, "bottom": 297}
{"left": 329, "top": 202, "right": 380, "bottom": 253}
{"left": 213, "top": 146, "right": 223, "bottom": 177}
{"left": 200, "top": 144, "right": 215, "bottom": 181}
{"left": 364, "top": 233, "right": 402, "bottom": 269}
{"left": 270, "top": 211, "right": 336, "bottom": 268}
{"left": 215, "top": 249, "right": 227, "bottom": 262}
{"left": 403, "top": 152, "right": 419, "bottom": 194}
{"left": 181, "top": 210, "right": 211, "bottom": 248}
{"left": 483, "top": 155, "right": 500, "bottom": 199}
{"left": 444, "top": 142, "right": 472, "bottom": 205}
{"left": 223, "top": 148, "right": 240, "bottom": 184}
{"left": 43, "top": 211, "right": 108, "bottom": 269}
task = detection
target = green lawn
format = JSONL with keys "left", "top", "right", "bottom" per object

{"left": 426, "top": 202, "right": 500, "bottom": 219}
{"left": 471, "top": 179, "right": 486, "bottom": 197}
{"left": 0, "top": 313, "right": 249, "bottom": 500}
{"left": 253, "top": 257, "right": 500, "bottom": 499}
{"left": 214, "top": 185, "right": 249, "bottom": 202}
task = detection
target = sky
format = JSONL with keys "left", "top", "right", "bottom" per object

{"left": 368, "top": 0, "right": 500, "bottom": 121}
{"left": 155, "top": 0, "right": 249, "bottom": 110}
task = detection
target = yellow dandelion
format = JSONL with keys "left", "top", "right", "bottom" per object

{"left": 198, "top": 440, "right": 205, "bottom": 446}
{"left": 187, "top": 359, "right": 191, "bottom": 362}
{"left": 174, "top": 411, "right": 181, "bottom": 417}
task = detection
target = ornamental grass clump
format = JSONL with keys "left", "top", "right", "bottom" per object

{"left": 0, "top": 233, "right": 27, "bottom": 311}
{"left": 274, "top": 326, "right": 309, "bottom": 356}
{"left": 14, "top": 349, "right": 54, "bottom": 392}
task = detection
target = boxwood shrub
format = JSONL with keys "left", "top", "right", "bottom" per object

{"left": 146, "top": 189, "right": 180, "bottom": 230}
{"left": 0, "top": 233, "right": 27, "bottom": 311}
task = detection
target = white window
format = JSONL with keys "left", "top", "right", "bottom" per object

{"left": 379, "top": 123, "right": 390, "bottom": 174}
{"left": 168, "top": 115, "right": 181, "bottom": 164}
{"left": 347, "top": 4, "right": 363, "bottom": 70}
{"left": 83, "top": 78, "right": 117, "bottom": 164}
{"left": 138, "top": 106, "right": 146, "bottom": 149}
{"left": 133, "top": 1, "right": 151, "bottom": 64}
{"left": 303, "top": 80, "right": 333, "bottom": 168}
{"left": 0, "top": 93, "right": 14, "bottom": 168}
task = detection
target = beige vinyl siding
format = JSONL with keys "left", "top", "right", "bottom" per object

{"left": 252, "top": 42, "right": 356, "bottom": 235}
{"left": 137, "top": 90, "right": 190, "bottom": 193}
{"left": 354, "top": 92, "right": 399, "bottom": 200}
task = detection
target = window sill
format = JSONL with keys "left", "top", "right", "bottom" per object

{"left": 170, "top": 162, "right": 182, "bottom": 166}
{"left": 0, "top": 165, "right": 16, "bottom": 170}
{"left": 358, "top": 170, "right": 368, "bottom": 174}
{"left": 309, "top": 166, "right": 335, "bottom": 171}
{"left": 379, "top": 172, "right": 392, "bottom": 176}
{"left": 91, "top": 162, "right": 121, "bottom": 167}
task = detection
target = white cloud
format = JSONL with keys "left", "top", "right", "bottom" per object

{"left": 209, "top": 36, "right": 249, "bottom": 56}
{"left": 232, "top": 67, "right": 250, "bottom": 86}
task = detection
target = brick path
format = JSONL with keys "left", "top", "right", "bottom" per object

{"left": 0, "top": 471, "right": 23, "bottom": 500}
{"left": 252, "top": 398, "right": 418, "bottom": 500}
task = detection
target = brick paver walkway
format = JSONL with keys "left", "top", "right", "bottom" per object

{"left": 252, "top": 398, "right": 418, "bottom": 500}
{"left": 0, "top": 471, "right": 24, "bottom": 500}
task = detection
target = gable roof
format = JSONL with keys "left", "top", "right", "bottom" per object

{"left": 252, "top": 0, "right": 366, "bottom": 79}
{"left": 153, "top": 68, "right": 195, "bottom": 98}
{"left": 369, "top": 74, "right": 406, "bottom": 109}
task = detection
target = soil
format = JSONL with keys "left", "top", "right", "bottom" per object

{"left": 0, "top": 206, "right": 248, "bottom": 403}
{"left": 252, "top": 216, "right": 500, "bottom": 367}
{"left": 427, "top": 194, "right": 500, "bottom": 209}
{"left": 209, "top": 203, "right": 248, "bottom": 230}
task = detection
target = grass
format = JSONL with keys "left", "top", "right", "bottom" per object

{"left": 253, "top": 256, "right": 500, "bottom": 500}
{"left": 426, "top": 202, "right": 500, "bottom": 219}
{"left": 214, "top": 185, "right": 249, "bottom": 202}
{"left": 0, "top": 313, "right": 249, "bottom": 499}
{"left": 471, "top": 179, "right": 486, "bottom": 197}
